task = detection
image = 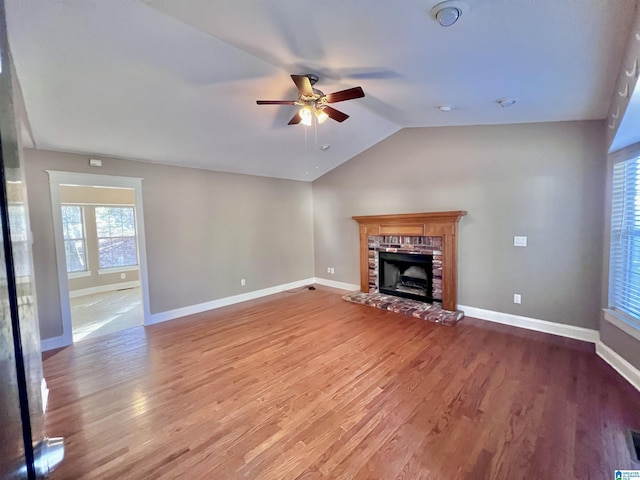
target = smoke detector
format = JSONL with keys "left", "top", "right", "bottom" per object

{"left": 430, "top": 1, "right": 469, "bottom": 27}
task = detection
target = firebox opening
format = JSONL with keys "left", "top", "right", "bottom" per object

{"left": 378, "top": 251, "right": 433, "bottom": 303}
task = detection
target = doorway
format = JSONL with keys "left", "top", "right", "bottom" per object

{"left": 60, "top": 185, "right": 143, "bottom": 341}
{"left": 47, "top": 171, "right": 151, "bottom": 347}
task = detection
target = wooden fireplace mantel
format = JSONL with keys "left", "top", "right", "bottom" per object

{"left": 352, "top": 211, "right": 467, "bottom": 311}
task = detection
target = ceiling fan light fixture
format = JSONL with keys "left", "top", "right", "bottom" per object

{"left": 316, "top": 109, "right": 329, "bottom": 124}
{"left": 430, "top": 1, "right": 469, "bottom": 27}
{"left": 299, "top": 106, "right": 313, "bottom": 126}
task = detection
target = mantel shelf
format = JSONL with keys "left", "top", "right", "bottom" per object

{"left": 352, "top": 211, "right": 467, "bottom": 225}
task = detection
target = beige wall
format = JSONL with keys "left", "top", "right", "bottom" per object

{"left": 60, "top": 185, "right": 140, "bottom": 292}
{"left": 312, "top": 121, "right": 606, "bottom": 330}
{"left": 25, "top": 149, "right": 315, "bottom": 339}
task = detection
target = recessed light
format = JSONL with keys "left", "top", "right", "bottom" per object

{"left": 438, "top": 104, "right": 455, "bottom": 112}
{"left": 320, "top": 144, "right": 330, "bottom": 151}
{"left": 430, "top": 1, "right": 469, "bottom": 27}
{"left": 496, "top": 97, "right": 518, "bottom": 108}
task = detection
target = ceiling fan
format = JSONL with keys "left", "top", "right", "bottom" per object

{"left": 256, "top": 74, "right": 365, "bottom": 126}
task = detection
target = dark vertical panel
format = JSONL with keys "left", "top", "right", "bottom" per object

{"left": 0, "top": 0, "right": 46, "bottom": 477}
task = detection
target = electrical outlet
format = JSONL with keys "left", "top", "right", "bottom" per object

{"left": 120, "top": 273, "right": 126, "bottom": 279}
{"left": 327, "top": 267, "right": 331, "bottom": 273}
{"left": 330, "top": 267, "right": 335, "bottom": 275}
{"left": 513, "top": 293, "right": 521, "bottom": 304}
{"left": 241, "top": 279, "right": 246, "bottom": 286}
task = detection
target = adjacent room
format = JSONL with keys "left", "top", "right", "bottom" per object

{"left": 60, "top": 185, "right": 143, "bottom": 342}
{"left": 1, "top": 0, "right": 640, "bottom": 478}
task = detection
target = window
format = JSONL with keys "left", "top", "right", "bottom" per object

{"left": 95, "top": 206, "right": 138, "bottom": 269}
{"left": 609, "top": 155, "right": 640, "bottom": 331}
{"left": 61, "top": 205, "right": 88, "bottom": 273}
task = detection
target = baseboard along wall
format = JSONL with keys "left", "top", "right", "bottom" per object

{"left": 147, "top": 278, "right": 318, "bottom": 325}
{"left": 40, "top": 335, "right": 66, "bottom": 352}
{"left": 69, "top": 280, "right": 141, "bottom": 299}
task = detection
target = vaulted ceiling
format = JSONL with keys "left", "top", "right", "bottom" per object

{"left": 5, "top": 0, "right": 638, "bottom": 181}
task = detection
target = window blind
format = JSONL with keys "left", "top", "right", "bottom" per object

{"left": 609, "top": 156, "right": 640, "bottom": 329}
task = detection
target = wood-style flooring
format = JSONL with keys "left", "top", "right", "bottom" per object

{"left": 42, "top": 286, "right": 640, "bottom": 479}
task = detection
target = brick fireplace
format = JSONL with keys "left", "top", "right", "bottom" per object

{"left": 369, "top": 235, "right": 442, "bottom": 302}
{"left": 352, "top": 211, "right": 466, "bottom": 312}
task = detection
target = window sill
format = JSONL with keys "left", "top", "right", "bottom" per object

{"left": 68, "top": 271, "right": 91, "bottom": 279}
{"left": 98, "top": 266, "right": 139, "bottom": 275}
{"left": 603, "top": 308, "right": 640, "bottom": 342}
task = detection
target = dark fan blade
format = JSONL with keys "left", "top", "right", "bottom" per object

{"left": 291, "top": 74, "right": 313, "bottom": 96}
{"left": 256, "top": 100, "right": 296, "bottom": 105}
{"left": 325, "top": 86, "right": 365, "bottom": 103}
{"left": 288, "top": 112, "right": 302, "bottom": 125}
{"left": 323, "top": 106, "right": 349, "bottom": 123}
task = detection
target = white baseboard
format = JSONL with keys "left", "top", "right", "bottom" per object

{"left": 596, "top": 341, "right": 640, "bottom": 392}
{"left": 458, "top": 304, "right": 600, "bottom": 343}
{"left": 40, "top": 335, "right": 66, "bottom": 352}
{"left": 69, "top": 280, "right": 140, "bottom": 298}
{"left": 313, "top": 277, "right": 360, "bottom": 292}
{"left": 148, "top": 278, "right": 316, "bottom": 325}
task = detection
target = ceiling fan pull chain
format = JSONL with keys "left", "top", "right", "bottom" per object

{"left": 314, "top": 117, "right": 318, "bottom": 148}
{"left": 304, "top": 123, "right": 308, "bottom": 151}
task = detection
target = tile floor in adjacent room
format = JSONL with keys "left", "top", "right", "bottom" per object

{"left": 71, "top": 287, "right": 143, "bottom": 342}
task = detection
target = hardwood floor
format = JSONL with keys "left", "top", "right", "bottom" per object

{"left": 43, "top": 286, "right": 640, "bottom": 479}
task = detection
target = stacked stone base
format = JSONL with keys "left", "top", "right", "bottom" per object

{"left": 342, "top": 291, "right": 463, "bottom": 326}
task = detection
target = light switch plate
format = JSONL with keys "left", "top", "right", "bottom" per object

{"left": 514, "top": 236, "right": 527, "bottom": 247}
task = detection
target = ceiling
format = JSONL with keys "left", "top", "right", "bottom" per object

{"left": 5, "top": 0, "right": 639, "bottom": 181}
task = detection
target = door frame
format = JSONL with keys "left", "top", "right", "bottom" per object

{"left": 47, "top": 170, "right": 151, "bottom": 347}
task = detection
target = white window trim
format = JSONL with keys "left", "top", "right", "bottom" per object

{"left": 603, "top": 308, "right": 640, "bottom": 342}
{"left": 98, "top": 265, "right": 139, "bottom": 275}
{"left": 68, "top": 271, "right": 91, "bottom": 279}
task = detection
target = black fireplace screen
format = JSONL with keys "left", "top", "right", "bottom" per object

{"left": 378, "top": 251, "right": 433, "bottom": 303}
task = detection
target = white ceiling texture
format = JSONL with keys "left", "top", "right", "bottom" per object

{"left": 5, "top": 0, "right": 639, "bottom": 181}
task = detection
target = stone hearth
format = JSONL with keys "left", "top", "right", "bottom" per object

{"left": 342, "top": 291, "right": 463, "bottom": 325}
